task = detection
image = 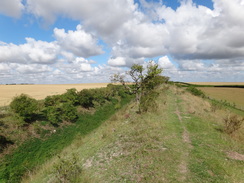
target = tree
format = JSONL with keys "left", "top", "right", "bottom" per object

{"left": 111, "top": 61, "right": 166, "bottom": 113}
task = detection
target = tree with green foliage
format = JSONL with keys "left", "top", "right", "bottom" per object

{"left": 111, "top": 61, "right": 166, "bottom": 113}
{"left": 10, "top": 94, "right": 39, "bottom": 122}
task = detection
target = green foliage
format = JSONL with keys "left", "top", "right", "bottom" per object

{"left": 186, "top": 86, "right": 205, "bottom": 97}
{"left": 61, "top": 88, "right": 79, "bottom": 105}
{"left": 112, "top": 61, "right": 165, "bottom": 113}
{"left": 45, "top": 106, "right": 62, "bottom": 125}
{"left": 10, "top": 94, "right": 38, "bottom": 122}
{"left": 62, "top": 102, "right": 78, "bottom": 123}
{"left": 44, "top": 95, "right": 62, "bottom": 107}
{"left": 0, "top": 95, "right": 132, "bottom": 182}
{"left": 78, "top": 89, "right": 94, "bottom": 108}
{"left": 223, "top": 114, "right": 243, "bottom": 134}
{"left": 53, "top": 154, "right": 82, "bottom": 182}
{"left": 139, "top": 90, "right": 160, "bottom": 113}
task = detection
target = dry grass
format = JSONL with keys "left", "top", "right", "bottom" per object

{"left": 188, "top": 82, "right": 244, "bottom": 85}
{"left": 199, "top": 87, "right": 244, "bottom": 110}
{"left": 0, "top": 83, "right": 108, "bottom": 106}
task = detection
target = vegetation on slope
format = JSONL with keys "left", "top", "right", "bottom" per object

{"left": 0, "top": 84, "right": 132, "bottom": 182}
{"left": 22, "top": 84, "right": 244, "bottom": 183}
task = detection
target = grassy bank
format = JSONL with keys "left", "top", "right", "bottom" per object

{"left": 0, "top": 95, "right": 132, "bottom": 182}
{"left": 22, "top": 85, "right": 244, "bottom": 182}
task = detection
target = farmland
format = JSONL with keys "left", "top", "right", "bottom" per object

{"left": 198, "top": 87, "right": 244, "bottom": 110}
{"left": 188, "top": 82, "right": 244, "bottom": 110}
{"left": 0, "top": 83, "right": 108, "bottom": 106}
{"left": 189, "top": 82, "right": 244, "bottom": 86}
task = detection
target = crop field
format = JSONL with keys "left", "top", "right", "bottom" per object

{"left": 0, "top": 83, "right": 108, "bottom": 106}
{"left": 198, "top": 87, "right": 244, "bottom": 110}
{"left": 189, "top": 82, "right": 244, "bottom": 86}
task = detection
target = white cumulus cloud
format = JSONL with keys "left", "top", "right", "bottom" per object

{"left": 0, "top": 38, "right": 59, "bottom": 64}
{"left": 54, "top": 25, "right": 104, "bottom": 58}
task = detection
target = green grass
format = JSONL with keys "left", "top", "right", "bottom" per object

{"left": 0, "top": 96, "right": 132, "bottom": 183}
{"left": 4, "top": 85, "right": 244, "bottom": 183}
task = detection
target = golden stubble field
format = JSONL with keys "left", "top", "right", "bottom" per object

{"left": 190, "top": 82, "right": 244, "bottom": 110}
{"left": 0, "top": 83, "right": 108, "bottom": 107}
{"left": 189, "top": 82, "right": 244, "bottom": 85}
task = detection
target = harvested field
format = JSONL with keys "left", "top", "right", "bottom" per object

{"left": 0, "top": 83, "right": 108, "bottom": 106}
{"left": 198, "top": 87, "right": 244, "bottom": 110}
{"left": 189, "top": 82, "right": 244, "bottom": 86}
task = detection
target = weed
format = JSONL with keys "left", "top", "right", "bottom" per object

{"left": 210, "top": 100, "right": 222, "bottom": 112}
{"left": 52, "top": 154, "right": 82, "bottom": 183}
{"left": 223, "top": 114, "right": 243, "bottom": 134}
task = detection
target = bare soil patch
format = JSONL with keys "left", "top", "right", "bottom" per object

{"left": 226, "top": 151, "right": 244, "bottom": 161}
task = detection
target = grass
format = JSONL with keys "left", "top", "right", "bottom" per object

{"left": 22, "top": 85, "right": 244, "bottom": 183}
{"left": 0, "top": 96, "right": 132, "bottom": 183}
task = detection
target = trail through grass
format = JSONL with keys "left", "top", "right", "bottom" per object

{"left": 20, "top": 85, "right": 244, "bottom": 182}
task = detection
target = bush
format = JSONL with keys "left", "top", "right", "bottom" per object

{"left": 44, "top": 95, "right": 62, "bottom": 107}
{"left": 10, "top": 94, "right": 38, "bottom": 122}
{"left": 139, "top": 90, "right": 159, "bottom": 113}
{"left": 186, "top": 86, "right": 205, "bottom": 97}
{"left": 62, "top": 102, "right": 78, "bottom": 122}
{"left": 224, "top": 114, "right": 243, "bottom": 134}
{"left": 61, "top": 88, "right": 79, "bottom": 105}
{"left": 78, "top": 89, "right": 94, "bottom": 108}
{"left": 45, "top": 106, "right": 62, "bottom": 125}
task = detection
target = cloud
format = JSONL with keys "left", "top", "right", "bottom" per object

{"left": 25, "top": 0, "right": 244, "bottom": 62}
{"left": 14, "top": 64, "right": 53, "bottom": 74}
{"left": 0, "top": 38, "right": 59, "bottom": 64}
{"left": 108, "top": 57, "right": 126, "bottom": 67}
{"left": 158, "top": 56, "right": 176, "bottom": 70}
{"left": 0, "top": 0, "right": 24, "bottom": 18}
{"left": 26, "top": 0, "right": 136, "bottom": 33}
{"left": 156, "top": 0, "right": 244, "bottom": 60}
{"left": 54, "top": 25, "right": 104, "bottom": 58}
{"left": 1, "top": 0, "right": 244, "bottom": 83}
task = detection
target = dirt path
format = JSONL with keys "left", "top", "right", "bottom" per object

{"left": 175, "top": 101, "right": 192, "bottom": 182}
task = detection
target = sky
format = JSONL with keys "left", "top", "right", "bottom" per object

{"left": 0, "top": 0, "right": 243, "bottom": 84}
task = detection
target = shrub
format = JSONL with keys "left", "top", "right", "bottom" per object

{"left": 45, "top": 106, "right": 62, "bottom": 125}
{"left": 62, "top": 102, "right": 78, "bottom": 122}
{"left": 44, "top": 95, "right": 62, "bottom": 107}
{"left": 139, "top": 90, "right": 159, "bottom": 113}
{"left": 186, "top": 86, "right": 205, "bottom": 97}
{"left": 78, "top": 89, "right": 94, "bottom": 108}
{"left": 61, "top": 88, "right": 79, "bottom": 105}
{"left": 224, "top": 114, "right": 243, "bottom": 134}
{"left": 10, "top": 94, "right": 38, "bottom": 122}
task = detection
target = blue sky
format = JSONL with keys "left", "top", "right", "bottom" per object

{"left": 0, "top": 0, "right": 243, "bottom": 84}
